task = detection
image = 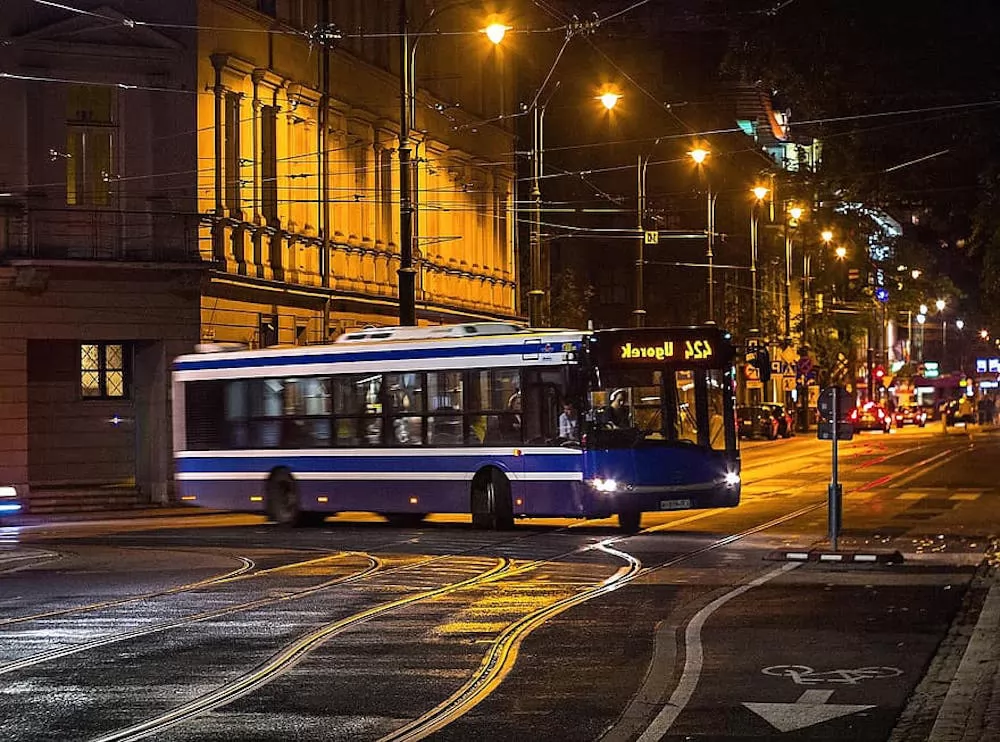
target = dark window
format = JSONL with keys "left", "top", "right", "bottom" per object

{"left": 427, "top": 370, "right": 464, "bottom": 446}
{"left": 66, "top": 86, "right": 116, "bottom": 207}
{"left": 185, "top": 380, "right": 226, "bottom": 450}
{"left": 224, "top": 92, "right": 242, "bottom": 216}
{"left": 258, "top": 0, "right": 276, "bottom": 16}
{"left": 261, "top": 105, "right": 278, "bottom": 224}
{"left": 259, "top": 314, "right": 278, "bottom": 347}
{"left": 80, "top": 342, "right": 129, "bottom": 399}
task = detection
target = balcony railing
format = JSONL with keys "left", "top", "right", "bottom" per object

{"left": 0, "top": 206, "right": 202, "bottom": 263}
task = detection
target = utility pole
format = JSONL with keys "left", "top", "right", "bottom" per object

{"left": 528, "top": 103, "right": 544, "bottom": 327}
{"left": 397, "top": 0, "right": 416, "bottom": 326}
{"left": 634, "top": 154, "right": 646, "bottom": 327}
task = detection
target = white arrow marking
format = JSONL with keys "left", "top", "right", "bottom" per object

{"left": 744, "top": 689, "right": 875, "bottom": 733}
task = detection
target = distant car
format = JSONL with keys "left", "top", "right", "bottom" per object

{"left": 849, "top": 402, "right": 892, "bottom": 432}
{"left": 763, "top": 403, "right": 795, "bottom": 438}
{"left": 737, "top": 405, "right": 780, "bottom": 440}
{"left": 893, "top": 405, "right": 927, "bottom": 428}
{"left": 0, "top": 486, "right": 22, "bottom": 520}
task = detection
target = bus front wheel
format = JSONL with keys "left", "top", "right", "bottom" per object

{"left": 471, "top": 469, "right": 514, "bottom": 530}
{"left": 618, "top": 508, "right": 642, "bottom": 534}
{"left": 384, "top": 513, "right": 427, "bottom": 527}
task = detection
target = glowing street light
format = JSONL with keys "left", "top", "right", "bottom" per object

{"left": 956, "top": 319, "right": 965, "bottom": 330}
{"left": 689, "top": 147, "right": 709, "bottom": 164}
{"left": 598, "top": 91, "right": 622, "bottom": 110}
{"left": 835, "top": 245, "right": 847, "bottom": 259}
{"left": 911, "top": 268, "right": 921, "bottom": 279}
{"left": 981, "top": 329, "right": 990, "bottom": 340}
{"left": 752, "top": 185, "right": 769, "bottom": 201}
{"left": 919, "top": 303, "right": 929, "bottom": 315}
{"left": 483, "top": 23, "right": 509, "bottom": 44}
{"left": 821, "top": 229, "right": 834, "bottom": 243}
{"left": 935, "top": 298, "right": 946, "bottom": 312}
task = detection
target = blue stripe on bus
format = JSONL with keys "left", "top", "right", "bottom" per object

{"left": 174, "top": 451, "right": 584, "bottom": 474}
{"left": 173, "top": 341, "right": 582, "bottom": 372}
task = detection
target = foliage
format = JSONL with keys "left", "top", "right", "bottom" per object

{"left": 549, "top": 267, "right": 595, "bottom": 329}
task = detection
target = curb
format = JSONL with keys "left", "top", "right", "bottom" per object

{"left": 765, "top": 549, "right": 905, "bottom": 564}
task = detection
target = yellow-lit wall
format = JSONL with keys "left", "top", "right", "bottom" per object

{"left": 197, "top": 0, "right": 518, "bottom": 342}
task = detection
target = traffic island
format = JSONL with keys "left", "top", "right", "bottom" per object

{"left": 765, "top": 549, "right": 905, "bottom": 564}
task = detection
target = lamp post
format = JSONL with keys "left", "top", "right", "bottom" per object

{"left": 783, "top": 205, "right": 804, "bottom": 340}
{"left": 916, "top": 312, "right": 926, "bottom": 361}
{"left": 690, "top": 148, "right": 716, "bottom": 323}
{"left": 397, "top": 5, "right": 506, "bottom": 326}
{"left": 936, "top": 298, "right": 947, "bottom": 364}
{"left": 750, "top": 186, "right": 769, "bottom": 334}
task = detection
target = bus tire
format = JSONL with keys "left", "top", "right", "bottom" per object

{"left": 384, "top": 513, "right": 427, "bottom": 527}
{"left": 266, "top": 469, "right": 305, "bottom": 527}
{"left": 618, "top": 508, "right": 642, "bottom": 534}
{"left": 471, "top": 468, "right": 514, "bottom": 530}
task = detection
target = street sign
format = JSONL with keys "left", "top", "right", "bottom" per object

{"left": 818, "top": 421, "right": 854, "bottom": 440}
{"left": 782, "top": 376, "right": 796, "bottom": 392}
{"left": 644, "top": 230, "right": 659, "bottom": 245}
{"left": 796, "top": 356, "right": 814, "bottom": 377}
{"left": 817, "top": 385, "right": 853, "bottom": 421}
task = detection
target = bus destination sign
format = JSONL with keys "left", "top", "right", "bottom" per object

{"left": 616, "top": 338, "right": 714, "bottom": 363}
{"left": 592, "top": 327, "right": 734, "bottom": 369}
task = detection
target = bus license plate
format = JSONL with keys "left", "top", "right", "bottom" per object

{"left": 660, "top": 499, "right": 692, "bottom": 511}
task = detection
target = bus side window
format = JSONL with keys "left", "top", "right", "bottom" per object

{"left": 224, "top": 380, "right": 248, "bottom": 449}
{"left": 522, "top": 369, "right": 564, "bottom": 444}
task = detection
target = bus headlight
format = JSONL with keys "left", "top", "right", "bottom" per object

{"left": 590, "top": 477, "right": 619, "bottom": 493}
{"left": 724, "top": 471, "right": 741, "bottom": 487}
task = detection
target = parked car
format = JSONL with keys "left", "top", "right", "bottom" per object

{"left": 737, "top": 405, "right": 780, "bottom": 440}
{"left": 848, "top": 401, "right": 892, "bottom": 432}
{"left": 763, "top": 403, "right": 795, "bottom": 438}
{"left": 893, "top": 405, "right": 927, "bottom": 428}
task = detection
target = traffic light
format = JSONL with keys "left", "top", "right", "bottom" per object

{"left": 749, "top": 347, "right": 772, "bottom": 384}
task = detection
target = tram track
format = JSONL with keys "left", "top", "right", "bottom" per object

{"left": 380, "top": 440, "right": 966, "bottom": 740}
{"left": 15, "top": 434, "right": 952, "bottom": 741}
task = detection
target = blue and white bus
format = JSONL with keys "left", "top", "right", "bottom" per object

{"left": 172, "top": 323, "right": 740, "bottom": 532}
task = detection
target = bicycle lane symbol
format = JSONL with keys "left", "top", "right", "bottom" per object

{"left": 743, "top": 665, "right": 903, "bottom": 733}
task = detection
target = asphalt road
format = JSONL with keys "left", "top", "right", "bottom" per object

{"left": 0, "top": 425, "right": 997, "bottom": 741}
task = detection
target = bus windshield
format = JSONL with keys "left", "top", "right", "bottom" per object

{"left": 586, "top": 367, "right": 730, "bottom": 451}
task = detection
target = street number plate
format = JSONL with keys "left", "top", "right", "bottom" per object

{"left": 660, "top": 499, "right": 692, "bottom": 511}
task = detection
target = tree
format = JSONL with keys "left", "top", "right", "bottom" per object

{"left": 549, "top": 267, "right": 595, "bottom": 329}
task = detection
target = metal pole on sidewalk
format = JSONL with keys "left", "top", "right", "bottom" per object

{"left": 829, "top": 386, "right": 842, "bottom": 551}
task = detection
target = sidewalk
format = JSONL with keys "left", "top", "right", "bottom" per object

{"left": 890, "top": 540, "right": 1000, "bottom": 742}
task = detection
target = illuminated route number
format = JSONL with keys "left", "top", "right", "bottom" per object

{"left": 684, "top": 340, "right": 713, "bottom": 360}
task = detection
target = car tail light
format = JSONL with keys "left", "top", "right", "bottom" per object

{"left": 849, "top": 409, "right": 858, "bottom": 421}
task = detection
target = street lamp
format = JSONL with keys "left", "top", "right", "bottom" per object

{"left": 919, "top": 303, "right": 929, "bottom": 315}
{"left": 483, "top": 22, "right": 509, "bottom": 44}
{"left": 598, "top": 90, "right": 622, "bottom": 110}
{"left": 749, "top": 186, "right": 769, "bottom": 334}
{"left": 835, "top": 246, "right": 847, "bottom": 259}
{"left": 397, "top": 7, "right": 505, "bottom": 325}
{"left": 689, "top": 148, "right": 716, "bottom": 323}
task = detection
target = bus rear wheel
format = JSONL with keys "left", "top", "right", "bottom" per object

{"left": 471, "top": 469, "right": 514, "bottom": 530}
{"left": 266, "top": 470, "right": 312, "bottom": 527}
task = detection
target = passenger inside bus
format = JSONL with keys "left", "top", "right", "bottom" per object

{"left": 558, "top": 401, "right": 580, "bottom": 441}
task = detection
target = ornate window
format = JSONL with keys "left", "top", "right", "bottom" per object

{"left": 80, "top": 342, "right": 129, "bottom": 399}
